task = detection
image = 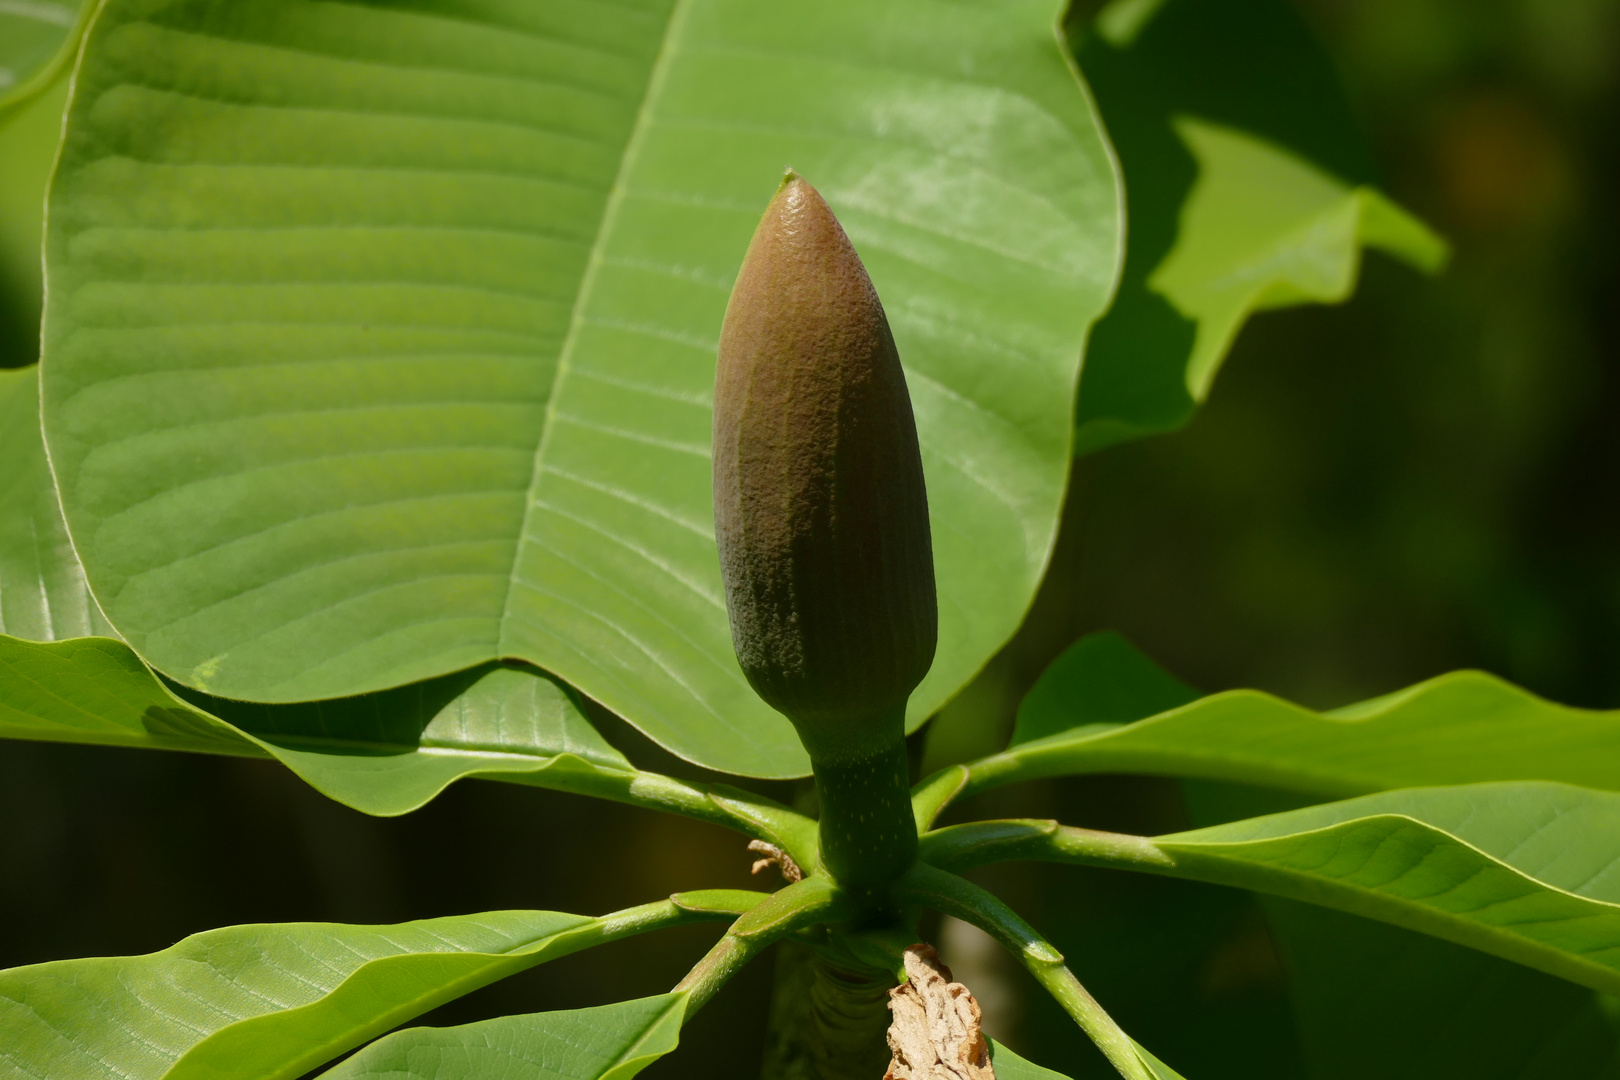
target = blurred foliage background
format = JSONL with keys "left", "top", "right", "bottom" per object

{"left": 1, "top": 0, "right": 1616, "bottom": 1077}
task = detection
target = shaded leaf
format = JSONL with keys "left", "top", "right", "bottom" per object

{"left": 319, "top": 994, "right": 687, "bottom": 1080}
{"left": 1265, "top": 899, "right": 1620, "bottom": 1080}
{"left": 1070, "top": 0, "right": 1444, "bottom": 455}
{"left": 984, "top": 633, "right": 1620, "bottom": 797}
{"left": 0, "top": 0, "right": 89, "bottom": 111}
{"left": 0, "top": 366, "right": 114, "bottom": 641}
{"left": 0, "top": 634, "right": 642, "bottom": 816}
{"left": 42, "top": 0, "right": 1122, "bottom": 778}
{"left": 1011, "top": 631, "right": 1197, "bottom": 745}
{"left": 1183, "top": 781, "right": 1620, "bottom": 1080}
{"left": 0, "top": 79, "right": 70, "bottom": 350}
{"left": 0, "top": 903, "right": 730, "bottom": 1080}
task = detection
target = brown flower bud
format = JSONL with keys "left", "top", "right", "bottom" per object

{"left": 713, "top": 173, "right": 937, "bottom": 762}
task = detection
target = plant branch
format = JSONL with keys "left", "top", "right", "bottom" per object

{"left": 911, "top": 738, "right": 1137, "bottom": 824}
{"left": 673, "top": 877, "right": 854, "bottom": 1016}
{"left": 917, "top": 818, "right": 1174, "bottom": 875}
{"left": 502, "top": 762, "right": 818, "bottom": 869}
{"left": 910, "top": 764, "right": 969, "bottom": 831}
{"left": 893, "top": 862, "right": 1162, "bottom": 1080}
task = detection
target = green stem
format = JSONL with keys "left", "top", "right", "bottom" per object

{"left": 894, "top": 863, "right": 1158, "bottom": 1080}
{"left": 917, "top": 818, "right": 1174, "bottom": 875}
{"left": 506, "top": 891, "right": 768, "bottom": 985}
{"left": 498, "top": 763, "right": 818, "bottom": 869}
{"left": 910, "top": 765, "right": 968, "bottom": 831}
{"left": 674, "top": 878, "right": 853, "bottom": 1016}
{"left": 812, "top": 738, "right": 917, "bottom": 892}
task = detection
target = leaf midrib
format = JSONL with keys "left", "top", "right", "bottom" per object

{"left": 496, "top": 0, "right": 740, "bottom": 732}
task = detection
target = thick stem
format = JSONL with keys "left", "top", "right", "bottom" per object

{"left": 759, "top": 942, "right": 895, "bottom": 1080}
{"left": 812, "top": 737, "right": 918, "bottom": 892}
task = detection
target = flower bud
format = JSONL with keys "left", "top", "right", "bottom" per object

{"left": 713, "top": 173, "right": 937, "bottom": 763}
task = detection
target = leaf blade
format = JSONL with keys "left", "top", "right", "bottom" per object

{"left": 0, "top": 366, "right": 114, "bottom": 642}
{"left": 42, "top": 0, "right": 1122, "bottom": 777}
{"left": 0, "top": 633, "right": 644, "bottom": 816}
{"left": 0, "top": 905, "right": 719, "bottom": 1080}
{"left": 316, "top": 994, "right": 688, "bottom": 1080}
{"left": 985, "top": 633, "right": 1620, "bottom": 798}
{"left": 1154, "top": 782, "right": 1620, "bottom": 994}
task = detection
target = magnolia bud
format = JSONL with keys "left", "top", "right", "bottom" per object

{"left": 713, "top": 173, "right": 937, "bottom": 763}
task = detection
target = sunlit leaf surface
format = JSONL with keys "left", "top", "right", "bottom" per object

{"left": 1157, "top": 782, "right": 1620, "bottom": 994}
{"left": 989, "top": 632, "right": 1620, "bottom": 796}
{"left": 42, "top": 0, "right": 1121, "bottom": 777}
{"left": 0, "top": 906, "right": 712, "bottom": 1080}
{"left": 0, "top": 366, "right": 113, "bottom": 640}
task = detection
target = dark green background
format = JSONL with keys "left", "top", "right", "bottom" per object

{"left": 2, "top": 0, "right": 1616, "bottom": 1076}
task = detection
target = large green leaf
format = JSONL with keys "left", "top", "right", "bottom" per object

{"left": 40, "top": 0, "right": 1121, "bottom": 778}
{"left": 1162, "top": 782, "right": 1620, "bottom": 994}
{"left": 0, "top": 634, "right": 652, "bottom": 816}
{"left": 1069, "top": 0, "right": 1445, "bottom": 455}
{"left": 3, "top": 365, "right": 661, "bottom": 821}
{"left": 0, "top": 366, "right": 114, "bottom": 640}
{"left": 927, "top": 781, "right": 1620, "bottom": 995}
{"left": 0, "top": 0, "right": 90, "bottom": 111}
{"left": 0, "top": 898, "right": 752, "bottom": 1080}
{"left": 965, "top": 632, "right": 1620, "bottom": 799}
{"left": 319, "top": 994, "right": 688, "bottom": 1080}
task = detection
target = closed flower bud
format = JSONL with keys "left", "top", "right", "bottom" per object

{"left": 713, "top": 173, "right": 937, "bottom": 764}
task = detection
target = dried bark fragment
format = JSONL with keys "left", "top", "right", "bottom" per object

{"left": 748, "top": 839, "right": 804, "bottom": 883}
{"left": 885, "top": 944, "right": 995, "bottom": 1080}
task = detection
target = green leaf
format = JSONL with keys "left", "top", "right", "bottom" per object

{"left": 41, "top": 0, "right": 1122, "bottom": 778}
{"left": 1012, "top": 631, "right": 1198, "bottom": 745}
{"left": 979, "top": 634, "right": 1620, "bottom": 798}
{"left": 1155, "top": 782, "right": 1620, "bottom": 995}
{"left": 0, "top": 366, "right": 115, "bottom": 641}
{"left": 0, "top": 0, "right": 90, "bottom": 111}
{"left": 1182, "top": 782, "right": 1620, "bottom": 1080}
{"left": 4, "top": 366, "right": 668, "bottom": 821}
{"left": 1264, "top": 900, "right": 1620, "bottom": 1080}
{"left": 0, "top": 902, "right": 734, "bottom": 1080}
{"left": 988, "top": 1039, "right": 1076, "bottom": 1080}
{"left": 928, "top": 782, "right": 1620, "bottom": 996}
{"left": 0, "top": 634, "right": 646, "bottom": 816}
{"left": 319, "top": 994, "right": 688, "bottom": 1080}
{"left": 988, "top": 1038, "right": 1187, "bottom": 1080}
{"left": 1070, "top": 0, "right": 1445, "bottom": 455}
